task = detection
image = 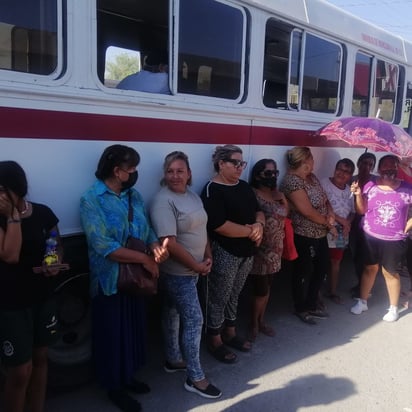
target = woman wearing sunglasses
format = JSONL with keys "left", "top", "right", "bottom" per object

{"left": 200, "top": 145, "right": 264, "bottom": 364}
{"left": 248, "top": 159, "right": 288, "bottom": 341}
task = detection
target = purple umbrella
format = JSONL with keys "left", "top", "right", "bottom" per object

{"left": 316, "top": 116, "right": 412, "bottom": 158}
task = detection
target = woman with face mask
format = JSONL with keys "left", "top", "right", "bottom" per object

{"left": 247, "top": 159, "right": 288, "bottom": 341}
{"left": 350, "top": 155, "right": 412, "bottom": 322}
{"left": 80, "top": 144, "right": 168, "bottom": 412}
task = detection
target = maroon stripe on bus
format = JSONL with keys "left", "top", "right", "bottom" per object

{"left": 0, "top": 106, "right": 332, "bottom": 147}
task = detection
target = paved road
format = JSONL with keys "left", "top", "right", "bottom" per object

{"left": 44, "top": 254, "right": 412, "bottom": 412}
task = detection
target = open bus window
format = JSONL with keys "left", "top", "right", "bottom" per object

{"left": 104, "top": 46, "right": 141, "bottom": 88}
{"left": 0, "top": 0, "right": 58, "bottom": 75}
{"left": 263, "top": 19, "right": 292, "bottom": 110}
{"left": 96, "top": 0, "right": 169, "bottom": 91}
{"left": 177, "top": 0, "right": 245, "bottom": 99}
{"left": 373, "top": 59, "right": 398, "bottom": 121}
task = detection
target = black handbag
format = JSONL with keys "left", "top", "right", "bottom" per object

{"left": 117, "top": 193, "right": 158, "bottom": 296}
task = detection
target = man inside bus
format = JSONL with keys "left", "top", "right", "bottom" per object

{"left": 117, "top": 50, "right": 171, "bottom": 94}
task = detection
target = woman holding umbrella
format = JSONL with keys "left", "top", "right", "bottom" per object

{"left": 350, "top": 155, "right": 412, "bottom": 322}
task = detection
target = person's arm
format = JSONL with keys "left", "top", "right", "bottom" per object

{"left": 287, "top": 188, "right": 334, "bottom": 229}
{"left": 0, "top": 202, "right": 22, "bottom": 263}
{"left": 351, "top": 181, "right": 367, "bottom": 215}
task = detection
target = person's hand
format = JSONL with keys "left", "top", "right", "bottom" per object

{"left": 152, "top": 237, "right": 169, "bottom": 264}
{"left": 197, "top": 257, "right": 212, "bottom": 276}
{"left": 350, "top": 181, "right": 361, "bottom": 196}
{"left": 0, "top": 194, "right": 14, "bottom": 218}
{"left": 329, "top": 225, "right": 338, "bottom": 239}
{"left": 142, "top": 256, "right": 160, "bottom": 279}
{"left": 246, "top": 223, "right": 263, "bottom": 245}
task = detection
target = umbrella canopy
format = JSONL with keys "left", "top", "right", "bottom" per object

{"left": 316, "top": 117, "right": 412, "bottom": 158}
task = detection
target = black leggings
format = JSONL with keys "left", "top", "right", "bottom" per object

{"left": 292, "top": 234, "right": 329, "bottom": 313}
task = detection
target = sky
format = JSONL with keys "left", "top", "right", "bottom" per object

{"left": 326, "top": 0, "right": 412, "bottom": 42}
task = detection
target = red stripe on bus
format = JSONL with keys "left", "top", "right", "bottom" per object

{"left": 0, "top": 106, "right": 329, "bottom": 147}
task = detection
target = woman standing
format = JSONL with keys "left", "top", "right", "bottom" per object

{"left": 201, "top": 145, "right": 264, "bottom": 363}
{"left": 0, "top": 161, "right": 61, "bottom": 412}
{"left": 350, "top": 155, "right": 412, "bottom": 321}
{"left": 248, "top": 159, "right": 288, "bottom": 340}
{"left": 280, "top": 147, "right": 335, "bottom": 325}
{"left": 150, "top": 151, "right": 221, "bottom": 399}
{"left": 80, "top": 145, "right": 168, "bottom": 412}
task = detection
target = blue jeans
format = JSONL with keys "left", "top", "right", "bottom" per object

{"left": 161, "top": 273, "right": 204, "bottom": 382}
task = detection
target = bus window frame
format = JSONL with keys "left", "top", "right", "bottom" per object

{"left": 0, "top": 0, "right": 64, "bottom": 84}
{"left": 172, "top": 0, "right": 247, "bottom": 103}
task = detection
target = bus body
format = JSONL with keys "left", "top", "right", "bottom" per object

{"left": 1, "top": 0, "right": 412, "bottom": 375}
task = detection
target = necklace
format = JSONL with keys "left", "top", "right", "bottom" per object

{"left": 20, "top": 200, "right": 29, "bottom": 215}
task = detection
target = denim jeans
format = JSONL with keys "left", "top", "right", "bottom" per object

{"left": 161, "top": 273, "right": 204, "bottom": 382}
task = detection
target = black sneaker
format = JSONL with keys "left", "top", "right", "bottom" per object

{"left": 164, "top": 361, "right": 187, "bottom": 373}
{"left": 307, "top": 309, "right": 329, "bottom": 319}
{"left": 184, "top": 378, "right": 222, "bottom": 399}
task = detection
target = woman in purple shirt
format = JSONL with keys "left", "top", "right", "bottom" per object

{"left": 350, "top": 155, "right": 412, "bottom": 322}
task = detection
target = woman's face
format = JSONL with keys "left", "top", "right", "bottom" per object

{"left": 378, "top": 157, "right": 398, "bottom": 181}
{"left": 164, "top": 159, "right": 191, "bottom": 193}
{"left": 219, "top": 152, "right": 246, "bottom": 183}
{"left": 357, "top": 157, "right": 375, "bottom": 178}
{"left": 303, "top": 156, "right": 314, "bottom": 175}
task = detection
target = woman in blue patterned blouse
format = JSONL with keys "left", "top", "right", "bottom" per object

{"left": 80, "top": 144, "right": 168, "bottom": 412}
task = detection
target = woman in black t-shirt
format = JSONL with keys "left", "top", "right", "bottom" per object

{"left": 0, "top": 161, "right": 62, "bottom": 412}
{"left": 201, "top": 145, "right": 264, "bottom": 364}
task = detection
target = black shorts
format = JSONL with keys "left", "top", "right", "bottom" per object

{"left": 0, "top": 298, "right": 58, "bottom": 367}
{"left": 363, "top": 233, "right": 407, "bottom": 274}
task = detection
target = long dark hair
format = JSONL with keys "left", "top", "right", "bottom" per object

{"left": 0, "top": 161, "right": 28, "bottom": 200}
{"left": 95, "top": 145, "right": 140, "bottom": 180}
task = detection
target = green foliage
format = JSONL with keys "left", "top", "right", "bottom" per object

{"left": 106, "top": 53, "right": 140, "bottom": 80}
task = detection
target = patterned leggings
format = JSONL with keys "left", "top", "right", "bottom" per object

{"left": 206, "top": 242, "right": 253, "bottom": 335}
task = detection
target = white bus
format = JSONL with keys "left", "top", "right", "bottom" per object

{"left": 1, "top": 0, "right": 412, "bottom": 378}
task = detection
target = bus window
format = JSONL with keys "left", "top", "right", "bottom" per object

{"left": 263, "top": 19, "right": 293, "bottom": 109}
{"left": 352, "top": 52, "right": 372, "bottom": 117}
{"left": 97, "top": 0, "right": 168, "bottom": 89}
{"left": 177, "top": 0, "right": 245, "bottom": 99}
{"left": 372, "top": 59, "right": 398, "bottom": 121}
{"left": 0, "top": 0, "right": 59, "bottom": 75}
{"left": 290, "top": 31, "right": 342, "bottom": 113}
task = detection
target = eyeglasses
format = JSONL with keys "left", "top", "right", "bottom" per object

{"left": 261, "top": 170, "right": 279, "bottom": 178}
{"left": 224, "top": 159, "right": 248, "bottom": 169}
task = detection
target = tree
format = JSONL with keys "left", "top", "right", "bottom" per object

{"left": 105, "top": 53, "right": 140, "bottom": 81}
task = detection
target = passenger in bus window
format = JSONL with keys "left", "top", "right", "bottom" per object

{"left": 116, "top": 51, "right": 171, "bottom": 95}
{"left": 200, "top": 145, "right": 264, "bottom": 364}
{"left": 321, "top": 159, "right": 355, "bottom": 305}
{"left": 279, "top": 147, "right": 336, "bottom": 325}
{"left": 348, "top": 152, "right": 377, "bottom": 299}
{"left": 80, "top": 145, "right": 168, "bottom": 412}
{"left": 150, "top": 151, "right": 222, "bottom": 399}
{"left": 247, "top": 159, "right": 288, "bottom": 341}
{"left": 0, "top": 161, "right": 63, "bottom": 412}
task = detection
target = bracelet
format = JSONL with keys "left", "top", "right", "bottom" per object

{"left": 7, "top": 218, "right": 21, "bottom": 224}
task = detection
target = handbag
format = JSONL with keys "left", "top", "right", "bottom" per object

{"left": 282, "top": 217, "right": 298, "bottom": 261}
{"left": 117, "top": 193, "right": 158, "bottom": 296}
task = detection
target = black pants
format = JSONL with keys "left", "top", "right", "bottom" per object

{"left": 292, "top": 234, "right": 329, "bottom": 313}
{"left": 349, "top": 214, "right": 366, "bottom": 282}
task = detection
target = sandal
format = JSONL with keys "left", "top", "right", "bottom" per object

{"left": 294, "top": 311, "right": 317, "bottom": 325}
{"left": 259, "top": 324, "right": 276, "bottom": 337}
{"left": 326, "top": 293, "right": 344, "bottom": 305}
{"left": 223, "top": 336, "right": 252, "bottom": 352}
{"left": 207, "top": 344, "right": 237, "bottom": 364}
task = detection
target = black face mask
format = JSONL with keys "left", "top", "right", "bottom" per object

{"left": 260, "top": 176, "right": 277, "bottom": 189}
{"left": 121, "top": 170, "right": 138, "bottom": 190}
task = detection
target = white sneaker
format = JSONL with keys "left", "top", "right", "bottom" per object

{"left": 350, "top": 299, "right": 368, "bottom": 315}
{"left": 382, "top": 306, "right": 399, "bottom": 322}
